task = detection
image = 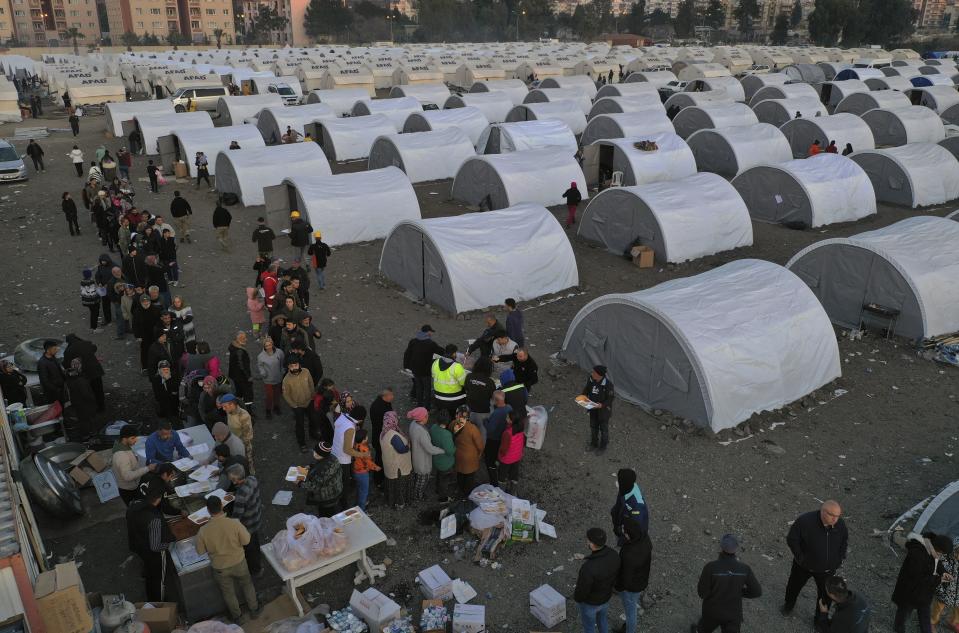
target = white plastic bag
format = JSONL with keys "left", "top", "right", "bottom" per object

{"left": 272, "top": 528, "right": 309, "bottom": 572}
{"left": 525, "top": 405, "right": 548, "bottom": 450}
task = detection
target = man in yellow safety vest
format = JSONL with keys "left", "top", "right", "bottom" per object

{"left": 431, "top": 344, "right": 467, "bottom": 417}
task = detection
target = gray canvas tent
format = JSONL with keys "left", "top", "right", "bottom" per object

{"left": 740, "top": 72, "right": 789, "bottom": 101}
{"left": 368, "top": 128, "right": 475, "bottom": 183}
{"left": 748, "top": 82, "right": 820, "bottom": 107}
{"left": 780, "top": 114, "right": 876, "bottom": 158}
{"left": 864, "top": 76, "right": 915, "bottom": 91}
{"left": 450, "top": 148, "right": 587, "bottom": 209}
{"left": 907, "top": 86, "right": 959, "bottom": 113}
{"left": 505, "top": 101, "right": 587, "bottom": 135}
{"left": 443, "top": 92, "right": 513, "bottom": 123}
{"left": 861, "top": 106, "right": 945, "bottom": 146}
{"left": 835, "top": 90, "right": 911, "bottom": 115}
{"left": 561, "top": 259, "right": 841, "bottom": 432}
{"left": 672, "top": 103, "right": 758, "bottom": 139}
{"left": 787, "top": 216, "right": 959, "bottom": 339}
{"left": 588, "top": 95, "right": 665, "bottom": 119}
{"left": 595, "top": 82, "right": 661, "bottom": 99}
{"left": 782, "top": 63, "right": 827, "bottom": 85}
{"left": 378, "top": 204, "right": 579, "bottom": 314}
{"left": 476, "top": 120, "right": 578, "bottom": 155}
{"left": 582, "top": 132, "right": 696, "bottom": 188}
{"left": 581, "top": 112, "right": 675, "bottom": 146}
{"left": 818, "top": 80, "right": 870, "bottom": 109}
{"left": 939, "top": 136, "right": 959, "bottom": 161}
{"left": 752, "top": 97, "right": 828, "bottom": 126}
{"left": 663, "top": 91, "right": 733, "bottom": 113}
{"left": 576, "top": 172, "right": 753, "bottom": 262}
{"left": 948, "top": 209, "right": 959, "bottom": 220}
{"left": 731, "top": 154, "right": 877, "bottom": 227}
{"left": 848, "top": 144, "right": 959, "bottom": 207}
{"left": 686, "top": 123, "right": 792, "bottom": 178}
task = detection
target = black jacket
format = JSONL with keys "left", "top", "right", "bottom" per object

{"left": 787, "top": 511, "right": 848, "bottom": 573}
{"left": 403, "top": 335, "right": 444, "bottom": 377}
{"left": 126, "top": 498, "right": 173, "bottom": 558}
{"left": 308, "top": 240, "right": 332, "bottom": 268}
{"left": 146, "top": 263, "right": 168, "bottom": 293}
{"left": 573, "top": 546, "right": 620, "bottom": 605}
{"left": 697, "top": 553, "right": 762, "bottom": 622}
{"left": 504, "top": 354, "right": 538, "bottom": 390}
{"left": 151, "top": 373, "right": 180, "bottom": 418}
{"left": 133, "top": 302, "right": 162, "bottom": 341}
{"left": 298, "top": 346, "right": 324, "bottom": 386}
{"left": 0, "top": 370, "right": 27, "bottom": 405}
{"left": 467, "top": 321, "right": 501, "bottom": 357}
{"left": 228, "top": 343, "right": 252, "bottom": 383}
{"left": 62, "top": 334, "right": 105, "bottom": 379}
{"left": 158, "top": 237, "right": 177, "bottom": 264}
{"left": 893, "top": 537, "right": 943, "bottom": 608}
{"left": 26, "top": 142, "right": 43, "bottom": 158}
{"left": 212, "top": 205, "right": 232, "bottom": 228}
{"left": 147, "top": 341, "right": 173, "bottom": 376}
{"left": 122, "top": 254, "right": 147, "bottom": 288}
{"left": 169, "top": 197, "right": 192, "bottom": 218}
{"left": 37, "top": 355, "right": 65, "bottom": 403}
{"left": 563, "top": 186, "right": 582, "bottom": 205}
{"left": 289, "top": 218, "right": 312, "bottom": 247}
{"left": 465, "top": 375, "right": 495, "bottom": 414}
{"left": 369, "top": 396, "right": 393, "bottom": 441}
{"left": 583, "top": 376, "right": 614, "bottom": 420}
{"left": 826, "top": 591, "right": 871, "bottom": 633}
{"left": 62, "top": 198, "right": 78, "bottom": 217}
{"left": 252, "top": 225, "right": 275, "bottom": 251}
{"left": 616, "top": 533, "right": 652, "bottom": 593}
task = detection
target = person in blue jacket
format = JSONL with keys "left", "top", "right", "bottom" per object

{"left": 145, "top": 420, "right": 192, "bottom": 465}
{"left": 611, "top": 468, "right": 650, "bottom": 545}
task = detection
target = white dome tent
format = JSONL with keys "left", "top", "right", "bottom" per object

{"left": 214, "top": 94, "right": 284, "bottom": 126}
{"left": 468, "top": 79, "right": 530, "bottom": 106}
{"left": 451, "top": 149, "right": 587, "bottom": 210}
{"left": 444, "top": 92, "right": 514, "bottom": 123}
{"left": 388, "top": 83, "right": 451, "bottom": 107}
{"left": 262, "top": 167, "right": 420, "bottom": 246}
{"left": 740, "top": 72, "right": 789, "bottom": 101}
{"left": 577, "top": 172, "right": 753, "bottom": 261}
{"left": 819, "top": 79, "right": 871, "bottom": 109}
{"left": 161, "top": 124, "right": 265, "bottom": 177}
{"left": 581, "top": 111, "right": 675, "bottom": 145}
{"left": 213, "top": 143, "right": 331, "bottom": 207}
{"left": 305, "top": 88, "right": 371, "bottom": 115}
{"left": 476, "top": 120, "right": 578, "bottom": 154}
{"left": 672, "top": 103, "right": 758, "bottom": 139}
{"left": 368, "top": 128, "right": 475, "bottom": 183}
{"left": 751, "top": 97, "right": 828, "bottom": 126}
{"left": 255, "top": 103, "right": 336, "bottom": 144}
{"left": 864, "top": 76, "right": 915, "bottom": 91}
{"left": 849, "top": 144, "right": 959, "bottom": 207}
{"left": 402, "top": 107, "right": 490, "bottom": 145}
{"left": 938, "top": 136, "right": 959, "bottom": 161}
{"left": 835, "top": 90, "right": 911, "bottom": 115}
{"left": 907, "top": 86, "right": 959, "bottom": 113}
{"left": 352, "top": 96, "right": 423, "bottom": 132}
{"left": 780, "top": 114, "right": 876, "bottom": 158}
{"left": 687, "top": 123, "right": 792, "bottom": 178}
{"left": 309, "top": 114, "right": 395, "bottom": 161}
{"left": 731, "top": 154, "right": 877, "bottom": 227}
{"left": 595, "top": 82, "right": 660, "bottom": 99}
{"left": 861, "top": 106, "right": 946, "bottom": 146}
{"left": 947, "top": 210, "right": 959, "bottom": 220}
{"left": 523, "top": 88, "right": 592, "bottom": 115}
{"left": 588, "top": 95, "right": 665, "bottom": 118}
{"left": 378, "top": 204, "right": 579, "bottom": 314}
{"left": 787, "top": 216, "right": 959, "bottom": 339}
{"left": 663, "top": 90, "right": 733, "bottom": 112}
{"left": 505, "top": 101, "right": 587, "bottom": 135}
{"left": 561, "top": 259, "right": 842, "bottom": 433}
{"left": 583, "top": 132, "right": 696, "bottom": 188}
{"left": 748, "top": 82, "right": 820, "bottom": 107}
{"left": 105, "top": 100, "right": 175, "bottom": 137}
{"left": 133, "top": 111, "right": 214, "bottom": 156}
{"left": 684, "top": 76, "right": 746, "bottom": 102}
{"left": 539, "top": 74, "right": 598, "bottom": 99}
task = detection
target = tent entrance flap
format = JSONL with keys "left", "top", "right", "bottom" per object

{"left": 583, "top": 145, "right": 601, "bottom": 185}
{"left": 121, "top": 120, "right": 137, "bottom": 137}
{"left": 263, "top": 183, "right": 296, "bottom": 230}
{"left": 157, "top": 134, "right": 179, "bottom": 174}
{"left": 422, "top": 237, "right": 454, "bottom": 313}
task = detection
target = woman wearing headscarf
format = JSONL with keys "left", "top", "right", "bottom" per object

{"left": 170, "top": 295, "right": 196, "bottom": 344}
{"left": 611, "top": 468, "right": 650, "bottom": 546}
{"left": 0, "top": 361, "right": 28, "bottom": 405}
{"left": 408, "top": 407, "right": 443, "bottom": 503}
{"left": 380, "top": 411, "right": 412, "bottom": 508}
{"left": 198, "top": 375, "right": 223, "bottom": 429}
{"left": 65, "top": 359, "right": 97, "bottom": 439}
{"left": 256, "top": 336, "right": 285, "bottom": 420}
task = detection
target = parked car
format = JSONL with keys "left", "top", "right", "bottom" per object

{"left": 170, "top": 85, "right": 229, "bottom": 112}
{"left": 0, "top": 139, "right": 28, "bottom": 182}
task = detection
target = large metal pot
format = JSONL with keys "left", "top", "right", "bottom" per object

{"left": 19, "top": 452, "right": 82, "bottom": 517}
{"left": 37, "top": 442, "right": 88, "bottom": 466}
{"left": 13, "top": 337, "right": 64, "bottom": 373}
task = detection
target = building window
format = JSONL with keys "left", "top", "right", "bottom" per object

{"left": 190, "top": 19, "right": 198, "bottom": 27}
{"left": 207, "top": 19, "right": 214, "bottom": 26}
{"left": 71, "top": 20, "right": 78, "bottom": 25}
{"left": 205, "top": 8, "right": 213, "bottom": 13}
{"left": 149, "top": 7, "right": 159, "bottom": 13}
{"left": 13, "top": 10, "right": 24, "bottom": 15}
{"left": 34, "top": 31, "right": 43, "bottom": 39}
{"left": 135, "top": 6, "right": 140, "bottom": 12}
{"left": 222, "top": 8, "right": 228, "bottom": 13}
{"left": 135, "top": 19, "right": 142, "bottom": 26}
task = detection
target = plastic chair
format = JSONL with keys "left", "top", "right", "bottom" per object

{"left": 610, "top": 171, "right": 624, "bottom": 187}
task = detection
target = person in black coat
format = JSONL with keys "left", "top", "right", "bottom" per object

{"left": 693, "top": 534, "right": 762, "bottom": 633}
{"left": 228, "top": 332, "right": 254, "bottom": 409}
{"left": 892, "top": 532, "right": 952, "bottom": 633}
{"left": 499, "top": 348, "right": 538, "bottom": 393}
{"left": 616, "top": 518, "right": 652, "bottom": 633}
{"left": 122, "top": 246, "right": 148, "bottom": 288}
{"left": 151, "top": 361, "right": 181, "bottom": 422}
{"left": 64, "top": 358, "right": 98, "bottom": 439}
{"left": 126, "top": 484, "right": 175, "bottom": 602}
{"left": 62, "top": 192, "right": 80, "bottom": 235}
{"left": 25, "top": 139, "right": 44, "bottom": 172}
{"left": 582, "top": 365, "right": 614, "bottom": 453}
{"left": 133, "top": 295, "right": 162, "bottom": 372}
{"left": 368, "top": 388, "right": 394, "bottom": 487}
{"left": 0, "top": 361, "right": 27, "bottom": 405}
{"left": 147, "top": 329, "right": 174, "bottom": 379}
{"left": 782, "top": 501, "right": 849, "bottom": 624}
{"left": 818, "top": 576, "right": 871, "bottom": 633}
{"left": 37, "top": 340, "right": 65, "bottom": 404}
{"left": 466, "top": 314, "right": 501, "bottom": 358}
{"left": 288, "top": 213, "right": 313, "bottom": 266}
{"left": 403, "top": 325, "right": 444, "bottom": 407}
{"left": 574, "top": 528, "right": 620, "bottom": 633}
{"left": 563, "top": 181, "right": 583, "bottom": 228}
{"left": 62, "top": 333, "right": 106, "bottom": 411}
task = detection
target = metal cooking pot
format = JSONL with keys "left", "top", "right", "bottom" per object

{"left": 13, "top": 337, "right": 65, "bottom": 373}
{"left": 19, "top": 452, "right": 82, "bottom": 517}
{"left": 37, "top": 442, "right": 88, "bottom": 466}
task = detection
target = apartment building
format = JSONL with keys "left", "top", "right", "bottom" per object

{"left": 177, "top": 0, "right": 235, "bottom": 43}
{"left": 5, "top": 0, "right": 101, "bottom": 46}
{"left": 104, "top": 0, "right": 232, "bottom": 42}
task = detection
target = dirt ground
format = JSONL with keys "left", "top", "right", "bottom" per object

{"left": 1, "top": 103, "right": 958, "bottom": 633}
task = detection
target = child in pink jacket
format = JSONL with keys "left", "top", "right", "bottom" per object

{"left": 246, "top": 287, "right": 266, "bottom": 334}
{"left": 497, "top": 410, "right": 525, "bottom": 494}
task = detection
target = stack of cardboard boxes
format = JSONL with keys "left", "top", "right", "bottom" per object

{"left": 530, "top": 583, "right": 567, "bottom": 627}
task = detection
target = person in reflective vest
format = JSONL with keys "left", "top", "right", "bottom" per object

{"left": 432, "top": 344, "right": 466, "bottom": 417}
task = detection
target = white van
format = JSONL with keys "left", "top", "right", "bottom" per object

{"left": 170, "top": 85, "right": 230, "bottom": 112}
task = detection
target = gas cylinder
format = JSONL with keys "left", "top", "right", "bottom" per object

{"left": 99, "top": 594, "right": 137, "bottom": 633}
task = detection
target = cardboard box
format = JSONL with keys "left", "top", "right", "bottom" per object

{"left": 630, "top": 245, "right": 654, "bottom": 269}
{"left": 350, "top": 588, "right": 402, "bottom": 633}
{"left": 34, "top": 562, "right": 93, "bottom": 633}
{"left": 417, "top": 564, "right": 453, "bottom": 601}
{"left": 451, "top": 603, "right": 485, "bottom": 633}
{"left": 134, "top": 602, "right": 179, "bottom": 633}
{"left": 420, "top": 599, "right": 447, "bottom": 633}
{"left": 68, "top": 449, "right": 109, "bottom": 486}
{"left": 530, "top": 584, "right": 566, "bottom": 627}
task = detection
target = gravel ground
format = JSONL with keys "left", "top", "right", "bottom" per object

{"left": 1, "top": 106, "right": 958, "bottom": 633}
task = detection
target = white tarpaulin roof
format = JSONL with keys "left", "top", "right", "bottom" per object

{"left": 835, "top": 89, "right": 910, "bottom": 115}
{"left": 175, "top": 124, "right": 265, "bottom": 176}
{"left": 673, "top": 102, "right": 758, "bottom": 139}
{"left": 369, "top": 128, "right": 475, "bottom": 182}
{"left": 589, "top": 95, "right": 665, "bottom": 118}
{"left": 0, "top": 77, "right": 20, "bottom": 123}
{"left": 506, "top": 101, "right": 587, "bottom": 134}
{"left": 595, "top": 82, "right": 661, "bottom": 99}
{"left": 379, "top": 204, "right": 579, "bottom": 313}
{"left": 105, "top": 100, "right": 175, "bottom": 136}
{"left": 214, "top": 142, "right": 331, "bottom": 206}
{"left": 788, "top": 216, "right": 959, "bottom": 337}
{"left": 65, "top": 78, "right": 126, "bottom": 105}
{"left": 216, "top": 94, "right": 284, "bottom": 126}
{"left": 288, "top": 167, "right": 420, "bottom": 245}
{"left": 353, "top": 96, "right": 422, "bottom": 132}
{"left": 862, "top": 105, "right": 946, "bottom": 145}
{"left": 539, "top": 74, "right": 598, "bottom": 98}
{"left": 469, "top": 79, "right": 530, "bottom": 105}
{"left": 562, "top": 259, "right": 841, "bottom": 432}
{"left": 732, "top": 154, "right": 877, "bottom": 227}
{"left": 390, "top": 82, "right": 451, "bottom": 106}
{"left": 590, "top": 132, "right": 697, "bottom": 186}
{"left": 781, "top": 113, "right": 876, "bottom": 158}
{"left": 581, "top": 111, "right": 675, "bottom": 145}
{"left": 318, "top": 114, "right": 395, "bottom": 161}
{"left": 752, "top": 97, "right": 829, "bottom": 127}
{"left": 578, "top": 171, "right": 753, "bottom": 263}
{"left": 476, "top": 120, "right": 578, "bottom": 154}
{"left": 748, "top": 82, "right": 820, "bottom": 107}
{"left": 687, "top": 122, "right": 793, "bottom": 178}
{"left": 306, "top": 88, "right": 371, "bottom": 115}
{"left": 136, "top": 112, "right": 213, "bottom": 155}
{"left": 850, "top": 143, "right": 959, "bottom": 207}
{"left": 524, "top": 88, "right": 592, "bottom": 114}
{"left": 255, "top": 103, "right": 336, "bottom": 143}
{"left": 452, "top": 148, "right": 587, "bottom": 209}
{"left": 403, "top": 107, "right": 490, "bottom": 145}
{"left": 444, "top": 92, "right": 514, "bottom": 123}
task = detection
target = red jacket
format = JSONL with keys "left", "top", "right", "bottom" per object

{"left": 260, "top": 271, "right": 278, "bottom": 310}
{"left": 498, "top": 425, "right": 525, "bottom": 465}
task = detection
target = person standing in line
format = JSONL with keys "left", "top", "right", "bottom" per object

{"left": 451, "top": 405, "right": 484, "bottom": 497}
{"left": 170, "top": 191, "right": 193, "bottom": 244}
{"left": 582, "top": 365, "right": 614, "bottom": 453}
{"left": 25, "top": 139, "right": 44, "bottom": 172}
{"left": 252, "top": 217, "right": 276, "bottom": 259}
{"left": 307, "top": 231, "right": 332, "bottom": 289}
{"left": 504, "top": 298, "right": 525, "bottom": 347}
{"left": 37, "top": 340, "right": 65, "bottom": 404}
{"left": 369, "top": 388, "right": 394, "bottom": 487}
{"left": 380, "top": 411, "right": 412, "bottom": 508}
{"left": 483, "top": 391, "right": 510, "bottom": 487}
{"left": 892, "top": 532, "right": 953, "bottom": 633}
{"left": 574, "top": 527, "right": 621, "bottom": 633}
{"left": 147, "top": 160, "right": 159, "bottom": 193}
{"left": 218, "top": 394, "right": 254, "bottom": 469}
{"left": 818, "top": 576, "right": 872, "bottom": 633}
{"left": 228, "top": 331, "right": 254, "bottom": 411}
{"left": 404, "top": 324, "right": 444, "bottom": 408}
{"left": 351, "top": 429, "right": 380, "bottom": 512}
{"left": 408, "top": 407, "right": 444, "bottom": 503}
{"left": 431, "top": 344, "right": 467, "bottom": 417}
{"left": 611, "top": 468, "right": 650, "bottom": 544}
{"left": 617, "top": 517, "right": 652, "bottom": 633}
{"left": 80, "top": 268, "right": 101, "bottom": 331}
{"left": 256, "top": 336, "right": 284, "bottom": 419}
{"left": 563, "top": 181, "right": 582, "bottom": 228}
{"left": 117, "top": 147, "right": 132, "bottom": 180}
{"left": 497, "top": 410, "right": 525, "bottom": 494}
{"left": 67, "top": 145, "right": 84, "bottom": 176}
{"left": 226, "top": 464, "right": 262, "bottom": 577}
{"left": 282, "top": 356, "right": 314, "bottom": 452}
{"left": 288, "top": 211, "right": 313, "bottom": 267}
{"left": 781, "top": 500, "right": 849, "bottom": 629}
{"left": 691, "top": 534, "right": 762, "bottom": 633}
{"left": 212, "top": 199, "right": 233, "bottom": 252}
{"left": 195, "top": 152, "right": 211, "bottom": 188}
{"left": 933, "top": 540, "right": 959, "bottom": 631}
{"left": 62, "top": 192, "right": 80, "bottom": 235}
{"left": 302, "top": 442, "right": 342, "bottom": 517}
{"left": 332, "top": 405, "right": 366, "bottom": 510}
